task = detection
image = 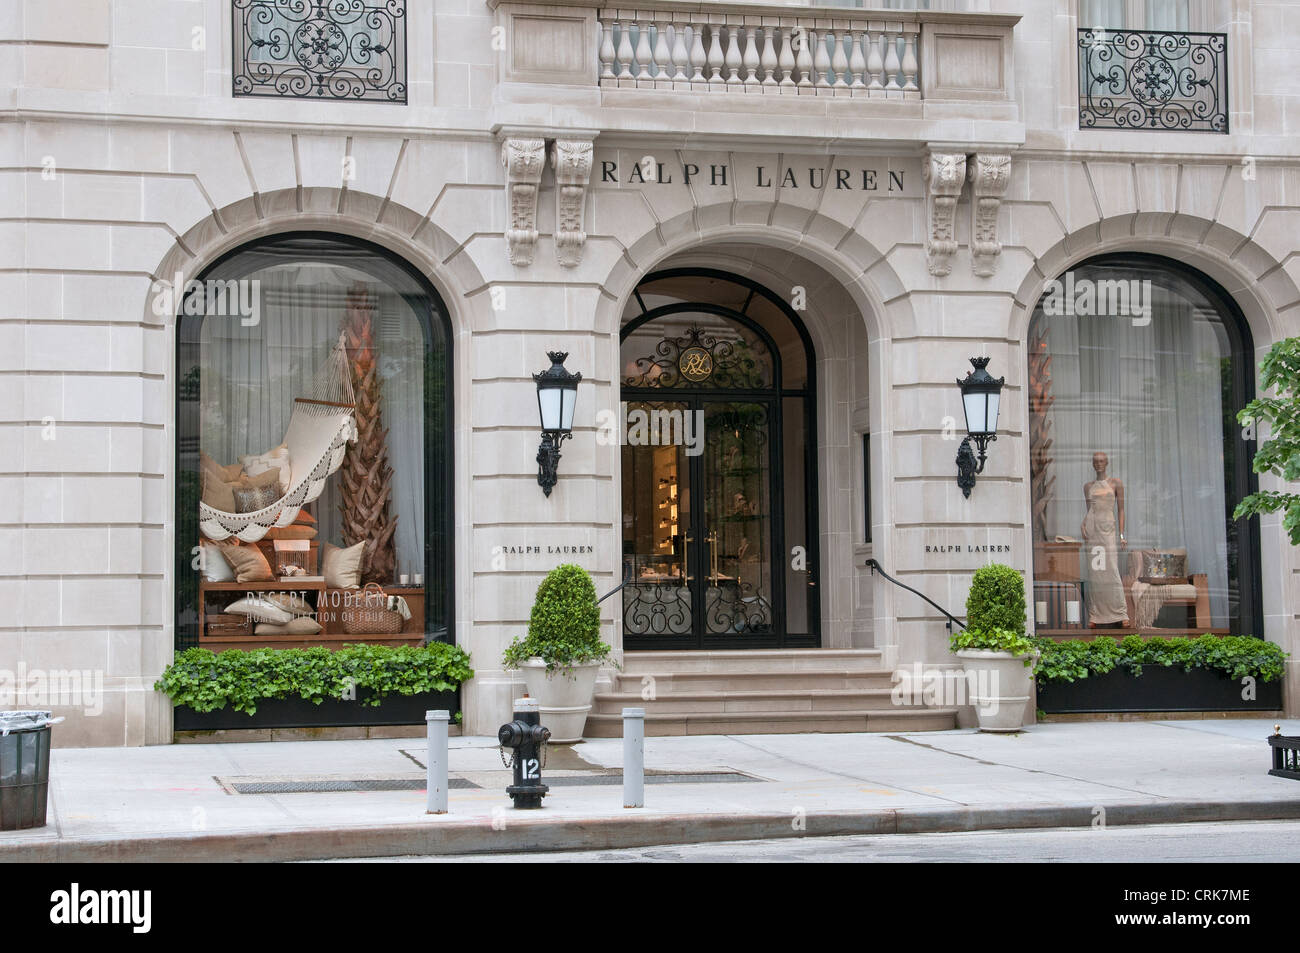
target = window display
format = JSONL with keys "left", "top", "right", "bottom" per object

{"left": 1028, "top": 256, "right": 1258, "bottom": 635}
{"left": 176, "top": 234, "right": 452, "bottom": 650}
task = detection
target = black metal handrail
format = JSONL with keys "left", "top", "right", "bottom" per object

{"left": 865, "top": 558, "right": 966, "bottom": 632}
{"left": 597, "top": 561, "right": 635, "bottom": 606}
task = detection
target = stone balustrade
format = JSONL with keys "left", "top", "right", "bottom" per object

{"left": 489, "top": 1, "right": 1020, "bottom": 107}
{"left": 598, "top": 14, "right": 919, "bottom": 97}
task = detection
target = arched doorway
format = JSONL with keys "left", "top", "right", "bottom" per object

{"left": 1027, "top": 253, "right": 1261, "bottom": 636}
{"left": 175, "top": 232, "right": 454, "bottom": 652}
{"left": 620, "top": 269, "right": 819, "bottom": 649}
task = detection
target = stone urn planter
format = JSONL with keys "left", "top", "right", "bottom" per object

{"left": 517, "top": 659, "right": 602, "bottom": 743}
{"left": 955, "top": 649, "right": 1035, "bottom": 732}
{"left": 503, "top": 564, "right": 612, "bottom": 745}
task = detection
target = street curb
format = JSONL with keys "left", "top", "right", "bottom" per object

{"left": 5, "top": 797, "right": 1300, "bottom": 862}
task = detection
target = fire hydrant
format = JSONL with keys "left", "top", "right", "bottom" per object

{"left": 498, "top": 696, "right": 550, "bottom": 808}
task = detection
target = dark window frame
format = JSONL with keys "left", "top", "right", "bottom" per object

{"left": 1027, "top": 252, "right": 1261, "bottom": 637}
{"left": 174, "top": 231, "right": 455, "bottom": 652}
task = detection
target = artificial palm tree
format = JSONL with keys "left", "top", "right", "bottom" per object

{"left": 338, "top": 281, "right": 398, "bottom": 584}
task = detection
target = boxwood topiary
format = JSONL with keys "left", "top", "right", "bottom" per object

{"left": 503, "top": 563, "right": 612, "bottom": 674}
{"left": 949, "top": 563, "right": 1035, "bottom": 661}
{"left": 964, "top": 562, "right": 1027, "bottom": 636}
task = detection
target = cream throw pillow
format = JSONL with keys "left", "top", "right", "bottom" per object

{"left": 322, "top": 541, "right": 365, "bottom": 589}
{"left": 225, "top": 596, "right": 294, "bottom": 625}
{"left": 240, "top": 444, "right": 292, "bottom": 493}
{"left": 264, "top": 592, "right": 315, "bottom": 616}
{"left": 199, "top": 542, "right": 235, "bottom": 583}
{"left": 255, "top": 617, "right": 323, "bottom": 635}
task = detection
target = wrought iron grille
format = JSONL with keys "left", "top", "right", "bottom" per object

{"left": 232, "top": 0, "right": 407, "bottom": 103}
{"left": 1078, "top": 28, "right": 1227, "bottom": 133}
{"left": 623, "top": 324, "right": 771, "bottom": 390}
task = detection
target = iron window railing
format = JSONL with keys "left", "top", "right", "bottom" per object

{"left": 1078, "top": 27, "right": 1227, "bottom": 133}
{"left": 232, "top": 0, "right": 407, "bottom": 103}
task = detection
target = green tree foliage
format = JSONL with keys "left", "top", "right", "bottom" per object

{"left": 1235, "top": 337, "right": 1300, "bottom": 543}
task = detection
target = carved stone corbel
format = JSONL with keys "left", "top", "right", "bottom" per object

{"left": 501, "top": 137, "right": 546, "bottom": 267}
{"left": 968, "top": 153, "right": 1012, "bottom": 278}
{"left": 550, "top": 139, "right": 594, "bottom": 268}
{"left": 923, "top": 152, "right": 967, "bottom": 277}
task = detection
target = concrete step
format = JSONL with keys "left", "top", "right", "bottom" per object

{"left": 593, "top": 688, "right": 913, "bottom": 715}
{"left": 612, "top": 669, "right": 897, "bottom": 694}
{"left": 619, "top": 649, "right": 885, "bottom": 676}
{"left": 584, "top": 708, "right": 958, "bottom": 737}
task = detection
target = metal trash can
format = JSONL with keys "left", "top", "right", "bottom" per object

{"left": 0, "top": 711, "right": 60, "bottom": 831}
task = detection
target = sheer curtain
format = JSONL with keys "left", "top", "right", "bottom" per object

{"left": 199, "top": 264, "right": 425, "bottom": 575}
{"left": 1037, "top": 271, "right": 1230, "bottom": 624}
{"left": 1079, "top": 0, "right": 1191, "bottom": 29}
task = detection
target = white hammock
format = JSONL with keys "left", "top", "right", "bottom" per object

{"left": 199, "top": 335, "right": 357, "bottom": 543}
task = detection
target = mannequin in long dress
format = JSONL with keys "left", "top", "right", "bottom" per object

{"left": 1081, "top": 451, "right": 1130, "bottom": 627}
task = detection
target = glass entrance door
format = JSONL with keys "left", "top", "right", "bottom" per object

{"left": 697, "top": 401, "right": 775, "bottom": 642}
{"left": 621, "top": 397, "right": 778, "bottom": 648}
{"left": 619, "top": 270, "right": 821, "bottom": 649}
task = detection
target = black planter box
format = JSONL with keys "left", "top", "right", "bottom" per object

{"left": 173, "top": 688, "right": 459, "bottom": 731}
{"left": 1037, "top": 665, "right": 1283, "bottom": 714}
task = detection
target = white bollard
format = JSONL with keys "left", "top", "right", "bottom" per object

{"left": 426, "top": 710, "right": 449, "bottom": 814}
{"left": 623, "top": 707, "right": 645, "bottom": 808}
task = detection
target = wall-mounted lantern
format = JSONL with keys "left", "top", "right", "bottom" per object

{"left": 534, "top": 351, "right": 581, "bottom": 497}
{"left": 955, "top": 356, "right": 1004, "bottom": 499}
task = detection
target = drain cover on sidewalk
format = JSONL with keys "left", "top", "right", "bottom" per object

{"left": 546, "top": 772, "right": 759, "bottom": 787}
{"left": 217, "top": 771, "right": 760, "bottom": 795}
{"left": 217, "top": 776, "right": 480, "bottom": 795}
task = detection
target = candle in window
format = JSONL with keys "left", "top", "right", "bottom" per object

{"left": 1066, "top": 600, "right": 1081, "bottom": 625}
{"left": 1035, "top": 600, "right": 1048, "bottom": 624}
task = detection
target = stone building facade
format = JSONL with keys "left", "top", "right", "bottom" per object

{"left": 1, "top": 0, "right": 1297, "bottom": 745}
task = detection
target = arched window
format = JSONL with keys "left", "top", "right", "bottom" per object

{"left": 1028, "top": 254, "right": 1259, "bottom": 636}
{"left": 619, "top": 269, "right": 819, "bottom": 649}
{"left": 176, "top": 234, "right": 453, "bottom": 650}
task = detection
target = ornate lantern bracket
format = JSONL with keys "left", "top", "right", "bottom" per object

{"left": 534, "top": 351, "right": 582, "bottom": 497}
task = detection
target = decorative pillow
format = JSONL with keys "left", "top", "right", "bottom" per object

{"left": 322, "top": 541, "right": 366, "bottom": 589}
{"left": 218, "top": 542, "right": 274, "bottom": 583}
{"left": 264, "top": 592, "right": 315, "bottom": 616}
{"left": 201, "top": 466, "right": 278, "bottom": 513}
{"left": 225, "top": 597, "right": 294, "bottom": 625}
{"left": 233, "top": 482, "right": 281, "bottom": 514}
{"left": 240, "top": 444, "right": 292, "bottom": 493}
{"left": 200, "top": 452, "right": 244, "bottom": 483}
{"left": 255, "top": 617, "right": 323, "bottom": 636}
{"left": 1140, "top": 549, "right": 1188, "bottom": 585}
{"left": 200, "top": 469, "right": 241, "bottom": 512}
{"left": 265, "top": 524, "right": 318, "bottom": 541}
{"left": 200, "top": 542, "right": 236, "bottom": 583}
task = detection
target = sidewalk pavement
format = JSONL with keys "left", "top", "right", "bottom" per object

{"left": 3, "top": 719, "right": 1298, "bottom": 862}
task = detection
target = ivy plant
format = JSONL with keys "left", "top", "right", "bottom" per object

{"left": 1235, "top": 336, "right": 1300, "bottom": 543}
{"left": 154, "top": 642, "right": 474, "bottom": 715}
{"left": 1034, "top": 634, "right": 1287, "bottom": 685}
{"left": 503, "top": 563, "right": 613, "bottom": 674}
